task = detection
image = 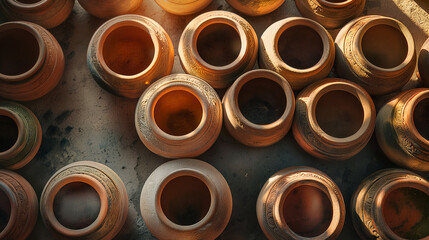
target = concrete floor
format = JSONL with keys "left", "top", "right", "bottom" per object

{"left": 1, "top": 0, "right": 429, "bottom": 239}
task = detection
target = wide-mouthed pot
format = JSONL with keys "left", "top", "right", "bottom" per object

{"left": 154, "top": 0, "right": 212, "bottom": 15}
{"left": 87, "top": 14, "right": 174, "bottom": 98}
{"left": 225, "top": 0, "right": 285, "bottom": 16}
{"left": 418, "top": 37, "right": 429, "bottom": 87}
{"left": 77, "top": 0, "right": 142, "bottom": 19}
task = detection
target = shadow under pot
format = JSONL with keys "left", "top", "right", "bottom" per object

{"left": 77, "top": 0, "right": 142, "bottom": 19}
{"left": 418, "top": 38, "right": 429, "bottom": 87}
{"left": 88, "top": 14, "right": 174, "bottom": 99}
{"left": 223, "top": 69, "right": 295, "bottom": 147}
{"left": 153, "top": 0, "right": 212, "bottom": 15}
{"left": 0, "top": 101, "right": 42, "bottom": 170}
{"left": 352, "top": 169, "right": 429, "bottom": 239}
{"left": 40, "top": 161, "right": 128, "bottom": 240}
{"left": 140, "top": 159, "right": 232, "bottom": 240}
{"left": 0, "top": 21, "right": 65, "bottom": 101}
{"left": 257, "top": 166, "right": 345, "bottom": 240}
{"left": 0, "top": 170, "right": 38, "bottom": 240}
{"left": 292, "top": 78, "right": 376, "bottom": 160}
{"left": 225, "top": 0, "right": 285, "bottom": 16}
{"left": 178, "top": 10, "right": 258, "bottom": 89}
{"left": 135, "top": 74, "right": 222, "bottom": 158}
{"left": 259, "top": 17, "right": 335, "bottom": 91}
{"left": 335, "top": 15, "right": 416, "bottom": 95}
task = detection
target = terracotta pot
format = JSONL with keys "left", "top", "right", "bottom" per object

{"left": 40, "top": 161, "right": 128, "bottom": 240}
{"left": 178, "top": 10, "right": 258, "bottom": 89}
{"left": 257, "top": 166, "right": 345, "bottom": 240}
{"left": 154, "top": 0, "right": 212, "bottom": 15}
{"left": 87, "top": 14, "right": 174, "bottom": 99}
{"left": 0, "top": 0, "right": 74, "bottom": 29}
{"left": 0, "top": 170, "right": 38, "bottom": 240}
{"left": 292, "top": 78, "right": 376, "bottom": 160}
{"left": 259, "top": 17, "right": 335, "bottom": 91}
{"left": 223, "top": 69, "right": 295, "bottom": 147}
{"left": 0, "top": 21, "right": 64, "bottom": 101}
{"left": 376, "top": 88, "right": 429, "bottom": 171}
{"left": 225, "top": 0, "right": 285, "bottom": 16}
{"left": 335, "top": 15, "right": 416, "bottom": 95}
{"left": 0, "top": 101, "right": 42, "bottom": 170}
{"left": 418, "top": 37, "right": 429, "bottom": 87}
{"left": 351, "top": 169, "right": 429, "bottom": 239}
{"left": 77, "top": 0, "right": 142, "bottom": 19}
{"left": 135, "top": 74, "right": 222, "bottom": 158}
{"left": 295, "top": 0, "right": 366, "bottom": 29}
{"left": 140, "top": 159, "right": 232, "bottom": 240}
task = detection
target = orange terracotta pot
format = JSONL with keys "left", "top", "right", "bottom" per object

{"left": 77, "top": 0, "right": 142, "bottom": 19}
{"left": 154, "top": 0, "right": 212, "bottom": 15}
{"left": 226, "top": 0, "right": 285, "bottom": 16}
{"left": 418, "top": 37, "right": 429, "bottom": 87}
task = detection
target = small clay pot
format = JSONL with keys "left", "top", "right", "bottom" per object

{"left": 257, "top": 166, "right": 345, "bottom": 240}
{"left": 292, "top": 78, "right": 376, "bottom": 160}
{"left": 223, "top": 69, "right": 295, "bottom": 147}
{"left": 259, "top": 17, "right": 335, "bottom": 91}
{"left": 0, "top": 21, "right": 65, "bottom": 101}
{"left": 0, "top": 101, "right": 42, "bottom": 170}
{"left": 351, "top": 169, "right": 429, "bottom": 239}
{"left": 77, "top": 0, "right": 142, "bottom": 19}
{"left": 0, "top": 170, "right": 38, "bottom": 240}
{"left": 295, "top": 0, "right": 366, "bottom": 29}
{"left": 0, "top": 0, "right": 74, "bottom": 29}
{"left": 376, "top": 88, "right": 429, "bottom": 171}
{"left": 225, "top": 0, "right": 285, "bottom": 16}
{"left": 135, "top": 74, "right": 222, "bottom": 158}
{"left": 154, "top": 0, "right": 212, "bottom": 15}
{"left": 87, "top": 14, "right": 174, "bottom": 99}
{"left": 140, "top": 159, "right": 232, "bottom": 240}
{"left": 418, "top": 37, "right": 429, "bottom": 87}
{"left": 178, "top": 10, "right": 258, "bottom": 89}
{"left": 335, "top": 15, "right": 416, "bottom": 95}
{"left": 40, "top": 161, "right": 128, "bottom": 240}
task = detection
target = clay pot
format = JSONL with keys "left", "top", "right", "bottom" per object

{"left": 295, "top": 0, "right": 366, "bottom": 29}
{"left": 0, "top": 21, "right": 65, "bottom": 101}
{"left": 0, "top": 101, "right": 42, "bottom": 170}
{"left": 0, "top": 0, "right": 74, "bottom": 29}
{"left": 0, "top": 170, "right": 38, "bottom": 240}
{"left": 418, "top": 38, "right": 429, "bottom": 87}
{"left": 352, "top": 169, "right": 429, "bottom": 239}
{"left": 140, "top": 159, "right": 232, "bottom": 240}
{"left": 292, "top": 78, "right": 376, "bottom": 160}
{"left": 257, "top": 166, "right": 345, "bottom": 240}
{"left": 225, "top": 0, "right": 285, "bottom": 16}
{"left": 223, "top": 69, "right": 295, "bottom": 147}
{"left": 87, "top": 14, "right": 174, "bottom": 99}
{"left": 135, "top": 74, "right": 222, "bottom": 158}
{"left": 154, "top": 0, "right": 212, "bottom": 15}
{"left": 335, "top": 15, "right": 416, "bottom": 95}
{"left": 40, "top": 161, "right": 128, "bottom": 240}
{"left": 376, "top": 88, "right": 429, "bottom": 171}
{"left": 77, "top": 0, "right": 142, "bottom": 19}
{"left": 259, "top": 17, "right": 335, "bottom": 91}
{"left": 178, "top": 10, "right": 258, "bottom": 89}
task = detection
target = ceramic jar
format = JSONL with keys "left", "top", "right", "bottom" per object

{"left": 178, "top": 10, "right": 258, "bottom": 89}
{"left": 352, "top": 169, "right": 429, "bottom": 239}
{"left": 0, "top": 0, "right": 74, "bottom": 29}
{"left": 0, "top": 21, "right": 65, "bottom": 101}
{"left": 226, "top": 0, "right": 285, "bottom": 16}
{"left": 376, "top": 88, "right": 429, "bottom": 171}
{"left": 40, "top": 161, "right": 128, "bottom": 240}
{"left": 223, "top": 69, "right": 295, "bottom": 147}
{"left": 140, "top": 159, "right": 232, "bottom": 240}
{"left": 335, "top": 15, "right": 416, "bottom": 95}
{"left": 87, "top": 15, "right": 174, "bottom": 99}
{"left": 154, "top": 0, "right": 212, "bottom": 15}
{"left": 0, "top": 101, "right": 42, "bottom": 170}
{"left": 293, "top": 78, "right": 376, "bottom": 160}
{"left": 135, "top": 74, "right": 222, "bottom": 158}
{"left": 259, "top": 17, "right": 335, "bottom": 91}
{"left": 418, "top": 38, "right": 429, "bottom": 87}
{"left": 295, "top": 0, "right": 366, "bottom": 29}
{"left": 257, "top": 166, "right": 345, "bottom": 240}
{"left": 77, "top": 0, "right": 142, "bottom": 19}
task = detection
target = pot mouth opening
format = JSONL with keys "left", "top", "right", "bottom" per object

{"left": 412, "top": 97, "right": 429, "bottom": 142}
{"left": 317, "top": 0, "right": 353, "bottom": 6}
{"left": 0, "top": 114, "right": 19, "bottom": 154}
{"left": 0, "top": 187, "right": 11, "bottom": 234}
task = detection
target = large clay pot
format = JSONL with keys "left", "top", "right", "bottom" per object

{"left": 257, "top": 166, "right": 345, "bottom": 240}
{"left": 352, "top": 169, "right": 429, "bottom": 239}
{"left": 223, "top": 69, "right": 295, "bottom": 147}
{"left": 0, "top": 170, "right": 38, "bottom": 240}
{"left": 376, "top": 88, "right": 429, "bottom": 171}
{"left": 0, "top": 0, "right": 74, "bottom": 29}
{"left": 225, "top": 0, "right": 285, "bottom": 16}
{"left": 295, "top": 0, "right": 366, "bottom": 29}
{"left": 154, "top": 0, "right": 212, "bottom": 15}
{"left": 135, "top": 74, "right": 222, "bottom": 158}
{"left": 40, "top": 161, "right": 128, "bottom": 240}
{"left": 140, "top": 159, "right": 232, "bottom": 240}
{"left": 259, "top": 17, "right": 335, "bottom": 91}
{"left": 293, "top": 78, "right": 376, "bottom": 160}
{"left": 0, "top": 101, "right": 42, "bottom": 170}
{"left": 178, "top": 10, "right": 258, "bottom": 89}
{"left": 77, "top": 0, "right": 142, "bottom": 19}
{"left": 0, "top": 21, "right": 65, "bottom": 101}
{"left": 335, "top": 15, "right": 416, "bottom": 95}
{"left": 418, "top": 37, "right": 429, "bottom": 87}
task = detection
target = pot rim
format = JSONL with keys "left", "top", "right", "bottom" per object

{"left": 316, "top": 0, "right": 354, "bottom": 8}
{"left": 6, "top": 0, "right": 50, "bottom": 9}
{"left": 0, "top": 181, "right": 17, "bottom": 239}
{"left": 0, "top": 108, "right": 25, "bottom": 158}
{"left": 404, "top": 89, "right": 429, "bottom": 148}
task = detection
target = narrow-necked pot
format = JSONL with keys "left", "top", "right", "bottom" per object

{"left": 226, "top": 0, "right": 285, "bottom": 16}
{"left": 154, "top": 0, "right": 212, "bottom": 15}
{"left": 77, "top": 0, "right": 142, "bottom": 19}
{"left": 418, "top": 37, "right": 429, "bottom": 87}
